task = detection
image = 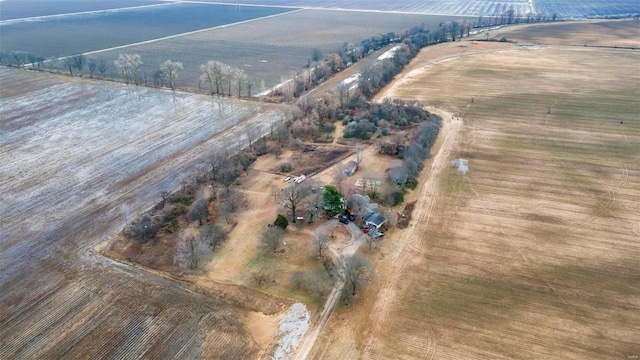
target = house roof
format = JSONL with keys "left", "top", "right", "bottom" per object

{"left": 364, "top": 213, "right": 386, "bottom": 227}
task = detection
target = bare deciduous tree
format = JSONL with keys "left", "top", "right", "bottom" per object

{"left": 220, "top": 188, "right": 247, "bottom": 213}
{"left": 312, "top": 232, "right": 329, "bottom": 258}
{"left": 71, "top": 54, "right": 85, "bottom": 73}
{"left": 365, "top": 228, "right": 380, "bottom": 251}
{"left": 201, "top": 224, "right": 227, "bottom": 251}
{"left": 355, "top": 143, "right": 364, "bottom": 166}
{"left": 174, "top": 233, "right": 207, "bottom": 269}
{"left": 335, "top": 82, "right": 350, "bottom": 109}
{"left": 279, "top": 182, "right": 310, "bottom": 223}
{"left": 88, "top": 60, "right": 97, "bottom": 77}
{"left": 219, "top": 164, "right": 238, "bottom": 192}
{"left": 272, "top": 146, "right": 282, "bottom": 160}
{"left": 208, "top": 150, "right": 226, "bottom": 181}
{"left": 262, "top": 226, "right": 285, "bottom": 254}
{"left": 270, "top": 184, "right": 280, "bottom": 203}
{"left": 281, "top": 73, "right": 295, "bottom": 102}
{"left": 189, "top": 198, "right": 209, "bottom": 226}
{"left": 235, "top": 68, "right": 247, "bottom": 97}
{"left": 160, "top": 59, "right": 183, "bottom": 89}
{"left": 276, "top": 122, "right": 289, "bottom": 145}
{"left": 363, "top": 172, "right": 382, "bottom": 197}
{"left": 63, "top": 56, "right": 74, "bottom": 75}
{"left": 98, "top": 60, "right": 108, "bottom": 78}
{"left": 114, "top": 53, "right": 143, "bottom": 84}
{"left": 159, "top": 190, "right": 170, "bottom": 209}
{"left": 124, "top": 214, "right": 158, "bottom": 243}
{"left": 382, "top": 208, "right": 397, "bottom": 228}
{"left": 338, "top": 254, "right": 374, "bottom": 304}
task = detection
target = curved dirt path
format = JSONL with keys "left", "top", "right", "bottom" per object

{"left": 292, "top": 220, "right": 364, "bottom": 360}
{"left": 361, "top": 108, "right": 462, "bottom": 360}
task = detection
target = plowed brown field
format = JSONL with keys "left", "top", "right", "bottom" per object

{"left": 312, "top": 20, "right": 640, "bottom": 359}
{"left": 0, "top": 68, "right": 287, "bottom": 358}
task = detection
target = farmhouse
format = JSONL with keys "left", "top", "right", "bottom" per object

{"left": 364, "top": 212, "right": 386, "bottom": 230}
{"left": 344, "top": 160, "right": 358, "bottom": 176}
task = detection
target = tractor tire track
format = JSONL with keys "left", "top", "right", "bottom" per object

{"left": 362, "top": 108, "right": 462, "bottom": 360}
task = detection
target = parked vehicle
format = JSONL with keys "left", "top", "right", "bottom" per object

{"left": 338, "top": 217, "right": 349, "bottom": 224}
{"left": 284, "top": 176, "right": 292, "bottom": 182}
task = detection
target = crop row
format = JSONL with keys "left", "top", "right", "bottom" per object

{"left": 0, "top": 0, "right": 166, "bottom": 20}
{"left": 72, "top": 10, "right": 458, "bottom": 90}
{"left": 207, "top": 0, "right": 639, "bottom": 17}
{"left": 0, "top": 67, "right": 283, "bottom": 358}
{"left": 0, "top": 3, "right": 291, "bottom": 57}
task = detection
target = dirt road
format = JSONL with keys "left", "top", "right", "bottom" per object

{"left": 361, "top": 108, "right": 462, "bottom": 359}
{"left": 294, "top": 107, "right": 460, "bottom": 359}
{"left": 292, "top": 220, "right": 365, "bottom": 360}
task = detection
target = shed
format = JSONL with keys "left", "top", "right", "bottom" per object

{"left": 344, "top": 160, "right": 358, "bottom": 176}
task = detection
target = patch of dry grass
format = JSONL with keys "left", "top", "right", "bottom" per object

{"left": 354, "top": 24, "right": 640, "bottom": 359}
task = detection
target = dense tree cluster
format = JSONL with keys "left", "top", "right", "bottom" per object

{"left": 382, "top": 117, "right": 441, "bottom": 205}
{"left": 124, "top": 214, "right": 159, "bottom": 244}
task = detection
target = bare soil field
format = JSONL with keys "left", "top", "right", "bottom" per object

{"left": 0, "top": 3, "right": 290, "bottom": 57}
{"left": 90, "top": 10, "right": 460, "bottom": 89}
{"left": 0, "top": 0, "right": 164, "bottom": 20}
{"left": 490, "top": 19, "right": 640, "bottom": 48}
{"left": 0, "top": 68, "right": 288, "bottom": 358}
{"left": 205, "top": 0, "right": 640, "bottom": 17}
{"left": 311, "top": 21, "right": 640, "bottom": 359}
{"left": 534, "top": 0, "right": 640, "bottom": 18}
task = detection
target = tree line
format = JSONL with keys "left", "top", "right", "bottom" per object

{"left": 0, "top": 9, "right": 576, "bottom": 97}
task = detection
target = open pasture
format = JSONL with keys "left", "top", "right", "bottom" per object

{"left": 0, "top": 0, "right": 164, "bottom": 21}
{"left": 91, "top": 10, "right": 459, "bottom": 90}
{"left": 0, "top": 67, "right": 287, "bottom": 358}
{"left": 347, "top": 25, "right": 640, "bottom": 359}
{"left": 0, "top": 3, "right": 291, "bottom": 58}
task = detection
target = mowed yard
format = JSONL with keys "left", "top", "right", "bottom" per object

{"left": 337, "top": 23, "right": 640, "bottom": 359}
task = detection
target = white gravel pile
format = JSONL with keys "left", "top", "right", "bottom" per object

{"left": 272, "top": 302, "right": 310, "bottom": 360}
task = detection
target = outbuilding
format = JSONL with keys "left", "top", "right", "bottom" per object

{"left": 344, "top": 160, "right": 358, "bottom": 176}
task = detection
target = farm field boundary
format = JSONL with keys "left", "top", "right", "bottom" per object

{"left": 0, "top": 0, "right": 164, "bottom": 20}
{"left": 0, "top": 68, "right": 289, "bottom": 359}
{"left": 201, "top": 0, "right": 640, "bottom": 17}
{"left": 310, "top": 20, "right": 640, "bottom": 359}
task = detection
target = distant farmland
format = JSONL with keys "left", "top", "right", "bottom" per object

{"left": 350, "top": 21, "right": 640, "bottom": 359}
{"left": 534, "top": 0, "right": 640, "bottom": 18}
{"left": 0, "top": 3, "right": 292, "bottom": 57}
{"left": 91, "top": 10, "right": 460, "bottom": 90}
{"left": 0, "top": 68, "right": 287, "bottom": 358}
{"left": 206, "top": 0, "right": 640, "bottom": 17}
{"left": 0, "top": 0, "right": 164, "bottom": 20}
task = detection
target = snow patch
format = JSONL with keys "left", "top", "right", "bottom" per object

{"left": 272, "top": 303, "right": 310, "bottom": 360}
{"left": 451, "top": 158, "right": 469, "bottom": 174}
{"left": 377, "top": 45, "right": 401, "bottom": 61}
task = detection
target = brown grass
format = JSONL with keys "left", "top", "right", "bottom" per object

{"left": 317, "top": 20, "right": 640, "bottom": 359}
